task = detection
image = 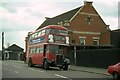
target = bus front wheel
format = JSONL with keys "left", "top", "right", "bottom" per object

{"left": 43, "top": 59, "right": 49, "bottom": 70}
{"left": 63, "top": 64, "right": 68, "bottom": 70}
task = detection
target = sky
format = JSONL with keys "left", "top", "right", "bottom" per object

{"left": 0, "top": 0, "right": 120, "bottom": 51}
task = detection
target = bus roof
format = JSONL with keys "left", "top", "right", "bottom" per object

{"left": 37, "top": 25, "right": 67, "bottom": 31}
{"left": 29, "top": 25, "right": 67, "bottom": 35}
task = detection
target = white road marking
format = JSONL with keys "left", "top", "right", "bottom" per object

{"left": 29, "top": 68, "right": 45, "bottom": 73}
{"left": 13, "top": 65, "right": 22, "bottom": 69}
{"left": 11, "top": 60, "right": 22, "bottom": 63}
{"left": 54, "top": 74, "right": 68, "bottom": 79}
{"left": 14, "top": 71, "right": 19, "bottom": 74}
{"left": 37, "top": 70, "right": 45, "bottom": 72}
{"left": 29, "top": 68, "right": 37, "bottom": 71}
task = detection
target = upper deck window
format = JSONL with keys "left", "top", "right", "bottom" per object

{"left": 46, "top": 28, "right": 68, "bottom": 35}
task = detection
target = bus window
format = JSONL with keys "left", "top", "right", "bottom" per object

{"left": 32, "top": 48, "right": 36, "bottom": 53}
{"left": 31, "top": 34, "right": 34, "bottom": 39}
{"left": 36, "top": 48, "right": 40, "bottom": 53}
{"left": 30, "top": 48, "right": 34, "bottom": 54}
{"left": 46, "top": 28, "right": 67, "bottom": 35}
{"left": 54, "top": 35, "right": 65, "bottom": 41}
{"left": 46, "top": 29, "right": 50, "bottom": 34}
{"left": 59, "top": 30, "right": 68, "bottom": 35}
{"left": 38, "top": 31, "right": 41, "bottom": 36}
{"left": 34, "top": 33, "right": 38, "bottom": 38}
{"left": 51, "top": 29, "right": 58, "bottom": 34}
{"left": 41, "top": 30, "right": 45, "bottom": 36}
{"left": 48, "top": 45, "right": 59, "bottom": 54}
{"left": 30, "top": 48, "right": 32, "bottom": 53}
{"left": 40, "top": 48, "right": 43, "bottom": 53}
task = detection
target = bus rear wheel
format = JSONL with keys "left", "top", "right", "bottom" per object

{"left": 43, "top": 59, "right": 49, "bottom": 70}
{"left": 28, "top": 59, "right": 34, "bottom": 67}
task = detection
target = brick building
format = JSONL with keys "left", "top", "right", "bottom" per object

{"left": 37, "top": 1, "right": 111, "bottom": 47}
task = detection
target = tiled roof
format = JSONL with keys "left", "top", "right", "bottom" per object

{"left": 37, "top": 7, "right": 81, "bottom": 30}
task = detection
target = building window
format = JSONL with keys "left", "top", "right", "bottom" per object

{"left": 79, "top": 37, "right": 86, "bottom": 45}
{"left": 85, "top": 15, "right": 93, "bottom": 25}
{"left": 64, "top": 20, "right": 70, "bottom": 26}
{"left": 57, "top": 22, "right": 63, "bottom": 26}
{"left": 64, "top": 22, "right": 70, "bottom": 26}
{"left": 93, "top": 40, "right": 99, "bottom": 45}
{"left": 93, "top": 37, "right": 99, "bottom": 45}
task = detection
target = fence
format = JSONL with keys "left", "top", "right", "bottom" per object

{"left": 67, "top": 49, "right": 120, "bottom": 68}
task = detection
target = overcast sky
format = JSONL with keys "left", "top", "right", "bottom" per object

{"left": 0, "top": 0, "right": 120, "bottom": 51}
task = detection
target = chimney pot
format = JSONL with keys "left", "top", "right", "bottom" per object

{"left": 84, "top": 1, "right": 93, "bottom": 6}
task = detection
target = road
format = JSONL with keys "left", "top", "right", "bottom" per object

{"left": 2, "top": 60, "right": 112, "bottom": 80}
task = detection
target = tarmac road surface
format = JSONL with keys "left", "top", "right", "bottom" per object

{"left": 2, "top": 60, "right": 112, "bottom": 80}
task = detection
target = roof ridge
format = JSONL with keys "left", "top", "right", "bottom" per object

{"left": 52, "top": 6, "right": 82, "bottom": 19}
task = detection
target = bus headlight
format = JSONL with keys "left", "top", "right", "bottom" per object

{"left": 52, "top": 59, "right": 54, "bottom": 61}
{"left": 48, "top": 34, "right": 54, "bottom": 42}
{"left": 66, "top": 37, "right": 69, "bottom": 44}
{"left": 64, "top": 58, "right": 70, "bottom": 65}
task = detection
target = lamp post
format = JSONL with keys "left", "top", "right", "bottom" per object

{"left": 2, "top": 32, "right": 4, "bottom": 60}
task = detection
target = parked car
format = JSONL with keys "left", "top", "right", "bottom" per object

{"left": 108, "top": 62, "right": 120, "bottom": 80}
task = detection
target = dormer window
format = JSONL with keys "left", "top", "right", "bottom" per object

{"left": 57, "top": 22, "right": 63, "bottom": 26}
{"left": 64, "top": 20, "right": 70, "bottom": 26}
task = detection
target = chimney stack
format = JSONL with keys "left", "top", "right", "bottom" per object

{"left": 84, "top": 0, "right": 93, "bottom": 6}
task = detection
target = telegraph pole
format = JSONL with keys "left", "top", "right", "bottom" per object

{"left": 2, "top": 32, "right": 4, "bottom": 60}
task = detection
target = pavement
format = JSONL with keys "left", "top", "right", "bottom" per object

{"left": 69, "top": 65, "right": 110, "bottom": 76}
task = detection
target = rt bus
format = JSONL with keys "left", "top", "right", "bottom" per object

{"left": 25, "top": 25, "right": 70, "bottom": 70}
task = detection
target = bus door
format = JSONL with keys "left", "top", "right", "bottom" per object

{"left": 56, "top": 46, "right": 64, "bottom": 65}
{"left": 43, "top": 45, "right": 46, "bottom": 57}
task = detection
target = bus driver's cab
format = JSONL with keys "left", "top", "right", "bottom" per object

{"left": 43, "top": 44, "right": 70, "bottom": 70}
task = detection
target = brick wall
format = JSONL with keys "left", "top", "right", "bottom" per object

{"left": 67, "top": 1, "right": 110, "bottom": 45}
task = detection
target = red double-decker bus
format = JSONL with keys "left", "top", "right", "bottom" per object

{"left": 25, "top": 25, "right": 70, "bottom": 70}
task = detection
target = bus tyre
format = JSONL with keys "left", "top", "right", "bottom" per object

{"left": 63, "top": 64, "right": 68, "bottom": 70}
{"left": 43, "top": 59, "right": 49, "bottom": 70}
{"left": 59, "top": 66, "right": 63, "bottom": 70}
{"left": 28, "top": 59, "right": 34, "bottom": 67}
